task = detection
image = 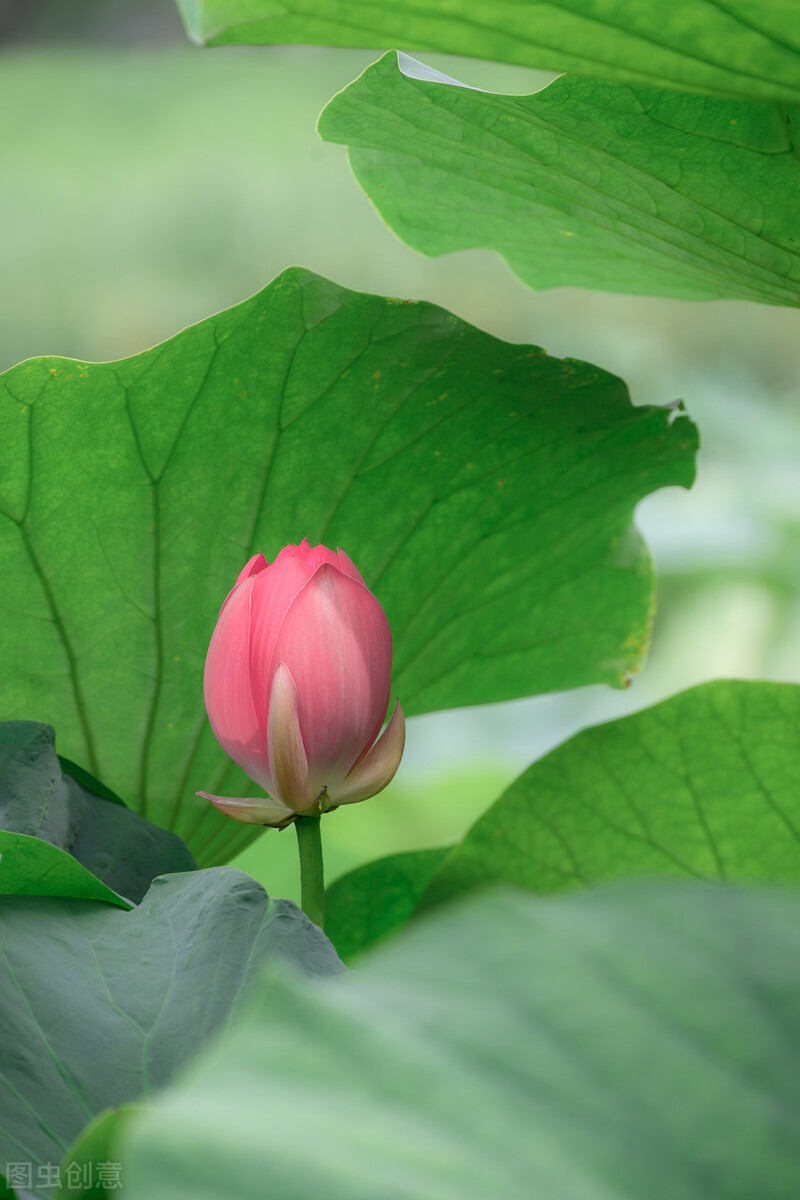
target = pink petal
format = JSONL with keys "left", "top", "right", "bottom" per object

{"left": 235, "top": 552, "right": 268, "bottom": 585}
{"left": 267, "top": 663, "right": 314, "bottom": 812}
{"left": 247, "top": 553, "right": 320, "bottom": 735}
{"left": 249, "top": 549, "right": 366, "bottom": 721}
{"left": 203, "top": 577, "right": 273, "bottom": 793}
{"left": 271, "top": 540, "right": 342, "bottom": 573}
{"left": 336, "top": 547, "right": 367, "bottom": 585}
{"left": 197, "top": 791, "right": 294, "bottom": 827}
{"left": 329, "top": 702, "right": 406, "bottom": 806}
{"left": 218, "top": 552, "right": 268, "bottom": 616}
{"left": 271, "top": 563, "right": 392, "bottom": 793}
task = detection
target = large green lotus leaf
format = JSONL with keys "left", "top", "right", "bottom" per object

{"left": 176, "top": 0, "right": 800, "bottom": 105}
{"left": 0, "top": 722, "right": 196, "bottom": 904}
{"left": 0, "top": 268, "right": 696, "bottom": 863}
{"left": 319, "top": 53, "right": 800, "bottom": 307}
{"left": 325, "top": 845, "right": 449, "bottom": 960}
{"left": 0, "top": 867, "right": 341, "bottom": 1189}
{"left": 121, "top": 882, "right": 800, "bottom": 1199}
{"left": 420, "top": 680, "right": 800, "bottom": 911}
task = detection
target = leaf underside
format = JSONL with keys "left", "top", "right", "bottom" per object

{"left": 176, "top": 0, "right": 800, "bottom": 105}
{"left": 0, "top": 721, "right": 196, "bottom": 905}
{"left": 0, "top": 867, "right": 341, "bottom": 1183}
{"left": 319, "top": 53, "right": 800, "bottom": 306}
{"left": 119, "top": 881, "right": 800, "bottom": 1200}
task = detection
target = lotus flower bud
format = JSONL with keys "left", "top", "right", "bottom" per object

{"left": 198, "top": 540, "right": 405, "bottom": 826}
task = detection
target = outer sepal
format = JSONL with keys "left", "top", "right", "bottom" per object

{"left": 330, "top": 702, "right": 406, "bottom": 807}
{"left": 266, "top": 663, "right": 315, "bottom": 812}
{"left": 196, "top": 792, "right": 295, "bottom": 827}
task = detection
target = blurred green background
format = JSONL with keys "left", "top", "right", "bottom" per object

{"left": 2, "top": 2, "right": 799, "bottom": 904}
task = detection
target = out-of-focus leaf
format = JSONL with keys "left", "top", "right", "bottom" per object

{"left": 0, "top": 268, "right": 696, "bottom": 862}
{"left": 176, "top": 0, "right": 800, "bottom": 104}
{"left": 0, "top": 867, "right": 341, "bottom": 1192}
{"left": 0, "top": 722, "right": 195, "bottom": 904}
{"left": 120, "top": 882, "right": 800, "bottom": 1199}
{"left": 325, "top": 846, "right": 449, "bottom": 960}
{"left": 319, "top": 53, "right": 800, "bottom": 306}
{"left": 420, "top": 680, "right": 800, "bottom": 911}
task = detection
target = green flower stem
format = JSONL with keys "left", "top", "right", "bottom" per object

{"left": 295, "top": 814, "right": 325, "bottom": 930}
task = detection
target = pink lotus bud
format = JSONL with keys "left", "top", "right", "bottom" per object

{"left": 198, "top": 540, "right": 405, "bottom": 826}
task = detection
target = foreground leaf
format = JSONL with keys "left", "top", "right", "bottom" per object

{"left": 0, "top": 722, "right": 195, "bottom": 904}
{"left": 176, "top": 0, "right": 800, "bottom": 105}
{"left": 325, "top": 846, "right": 449, "bottom": 960}
{"left": 421, "top": 680, "right": 800, "bottom": 911}
{"left": 0, "top": 867, "right": 341, "bottom": 1183}
{"left": 121, "top": 882, "right": 800, "bottom": 1199}
{"left": 0, "top": 268, "right": 696, "bottom": 861}
{"left": 56, "top": 1106, "right": 142, "bottom": 1200}
{"left": 319, "top": 53, "right": 800, "bottom": 307}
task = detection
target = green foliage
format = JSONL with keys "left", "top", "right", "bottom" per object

{"left": 325, "top": 845, "right": 448, "bottom": 960}
{"left": 0, "top": 722, "right": 195, "bottom": 905}
{"left": 0, "top": 868, "right": 341, "bottom": 1178}
{"left": 0, "top": 268, "right": 696, "bottom": 862}
{"left": 421, "top": 680, "right": 800, "bottom": 910}
{"left": 176, "top": 0, "right": 800, "bottom": 104}
{"left": 57, "top": 756, "right": 126, "bottom": 807}
{"left": 0, "top": 833, "right": 131, "bottom": 909}
{"left": 320, "top": 680, "right": 800, "bottom": 955}
{"left": 56, "top": 1106, "right": 141, "bottom": 1200}
{"left": 319, "top": 53, "right": 800, "bottom": 306}
{"left": 3, "top": 3, "right": 798, "bottom": 1194}
{"left": 233, "top": 761, "right": 510, "bottom": 910}
{"left": 120, "top": 882, "right": 800, "bottom": 1199}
